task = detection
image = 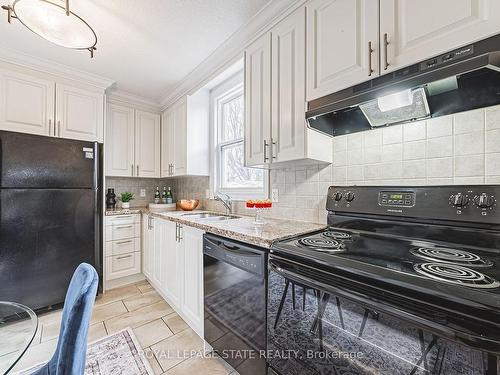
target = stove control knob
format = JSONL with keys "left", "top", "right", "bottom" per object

{"left": 474, "top": 193, "right": 495, "bottom": 208}
{"left": 450, "top": 194, "right": 469, "bottom": 208}
{"left": 333, "top": 191, "right": 343, "bottom": 201}
{"left": 345, "top": 192, "right": 355, "bottom": 202}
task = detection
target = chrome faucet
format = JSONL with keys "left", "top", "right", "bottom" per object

{"left": 214, "top": 192, "right": 232, "bottom": 214}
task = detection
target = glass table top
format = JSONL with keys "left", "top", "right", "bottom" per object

{"left": 0, "top": 302, "right": 38, "bottom": 375}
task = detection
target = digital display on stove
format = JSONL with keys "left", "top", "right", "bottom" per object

{"left": 379, "top": 191, "right": 415, "bottom": 207}
{"left": 389, "top": 194, "right": 403, "bottom": 200}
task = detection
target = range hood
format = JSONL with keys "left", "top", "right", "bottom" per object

{"left": 307, "top": 34, "right": 500, "bottom": 137}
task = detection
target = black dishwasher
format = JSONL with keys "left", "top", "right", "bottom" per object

{"left": 203, "top": 233, "right": 267, "bottom": 375}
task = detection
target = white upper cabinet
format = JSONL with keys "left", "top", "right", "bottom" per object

{"left": 244, "top": 33, "right": 272, "bottom": 167}
{"left": 135, "top": 110, "right": 161, "bottom": 178}
{"left": 106, "top": 104, "right": 135, "bottom": 177}
{"left": 160, "top": 92, "right": 209, "bottom": 177}
{"left": 56, "top": 84, "right": 104, "bottom": 142}
{"left": 245, "top": 8, "right": 332, "bottom": 167}
{"left": 380, "top": 0, "right": 500, "bottom": 73}
{"left": 306, "top": 0, "right": 379, "bottom": 101}
{"left": 271, "top": 7, "right": 307, "bottom": 163}
{"left": 0, "top": 70, "right": 55, "bottom": 136}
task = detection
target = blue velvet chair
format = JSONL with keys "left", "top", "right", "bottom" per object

{"left": 31, "top": 263, "right": 98, "bottom": 375}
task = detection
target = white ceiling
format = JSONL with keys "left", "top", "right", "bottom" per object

{"left": 0, "top": 0, "right": 271, "bottom": 102}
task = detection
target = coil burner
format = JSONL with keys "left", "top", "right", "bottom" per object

{"left": 297, "top": 237, "right": 345, "bottom": 252}
{"left": 413, "top": 263, "right": 500, "bottom": 289}
{"left": 410, "top": 247, "right": 493, "bottom": 267}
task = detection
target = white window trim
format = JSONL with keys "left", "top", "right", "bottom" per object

{"left": 209, "top": 72, "right": 269, "bottom": 201}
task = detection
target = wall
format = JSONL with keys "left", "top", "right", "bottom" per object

{"left": 205, "top": 105, "right": 500, "bottom": 224}
{"left": 105, "top": 176, "right": 209, "bottom": 209}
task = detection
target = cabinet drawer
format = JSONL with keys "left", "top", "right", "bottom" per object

{"left": 105, "top": 252, "right": 141, "bottom": 280}
{"left": 106, "top": 237, "right": 140, "bottom": 257}
{"left": 105, "top": 214, "right": 141, "bottom": 226}
{"left": 105, "top": 223, "right": 140, "bottom": 241}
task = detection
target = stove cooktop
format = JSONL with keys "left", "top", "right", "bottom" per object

{"left": 272, "top": 226, "right": 500, "bottom": 293}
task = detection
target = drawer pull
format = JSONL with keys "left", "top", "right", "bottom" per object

{"left": 115, "top": 215, "right": 133, "bottom": 219}
{"left": 116, "top": 255, "right": 133, "bottom": 260}
{"left": 116, "top": 240, "right": 133, "bottom": 245}
{"left": 116, "top": 225, "right": 133, "bottom": 229}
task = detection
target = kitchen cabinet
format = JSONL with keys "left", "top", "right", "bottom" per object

{"left": 305, "top": 0, "right": 500, "bottom": 101}
{"left": 105, "top": 214, "right": 142, "bottom": 282}
{"left": 0, "top": 69, "right": 54, "bottom": 136}
{"left": 160, "top": 92, "right": 209, "bottom": 177}
{"left": 55, "top": 84, "right": 104, "bottom": 142}
{"left": 143, "top": 217, "right": 204, "bottom": 337}
{"left": 135, "top": 110, "right": 161, "bottom": 177}
{"left": 244, "top": 7, "right": 332, "bottom": 167}
{"left": 380, "top": 0, "right": 500, "bottom": 74}
{"left": 181, "top": 225, "right": 204, "bottom": 335}
{"left": 244, "top": 33, "right": 271, "bottom": 166}
{"left": 306, "top": 0, "right": 379, "bottom": 100}
{"left": 106, "top": 105, "right": 160, "bottom": 178}
{"left": 0, "top": 69, "right": 104, "bottom": 141}
{"left": 105, "top": 104, "right": 135, "bottom": 177}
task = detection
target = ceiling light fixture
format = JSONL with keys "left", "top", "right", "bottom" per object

{"left": 2, "top": 0, "right": 97, "bottom": 58}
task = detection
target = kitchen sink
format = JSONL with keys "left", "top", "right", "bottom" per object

{"left": 181, "top": 212, "right": 240, "bottom": 220}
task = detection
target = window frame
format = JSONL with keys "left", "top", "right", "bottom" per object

{"left": 210, "top": 72, "right": 268, "bottom": 201}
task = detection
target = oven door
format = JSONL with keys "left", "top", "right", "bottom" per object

{"left": 268, "top": 255, "right": 499, "bottom": 375}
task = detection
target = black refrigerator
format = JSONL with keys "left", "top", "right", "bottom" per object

{"left": 0, "top": 130, "right": 102, "bottom": 311}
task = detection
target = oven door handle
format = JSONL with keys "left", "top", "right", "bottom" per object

{"left": 269, "top": 256, "right": 500, "bottom": 353}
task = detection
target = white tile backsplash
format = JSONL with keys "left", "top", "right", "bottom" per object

{"left": 264, "top": 105, "right": 500, "bottom": 224}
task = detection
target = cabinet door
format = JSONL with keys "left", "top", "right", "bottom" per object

{"left": 244, "top": 33, "right": 272, "bottom": 167}
{"left": 0, "top": 70, "right": 55, "bottom": 136}
{"left": 163, "top": 221, "right": 182, "bottom": 308}
{"left": 181, "top": 226, "right": 204, "bottom": 337}
{"left": 173, "top": 100, "right": 187, "bottom": 176}
{"left": 153, "top": 219, "right": 164, "bottom": 289}
{"left": 142, "top": 215, "right": 153, "bottom": 279}
{"left": 160, "top": 109, "right": 174, "bottom": 177}
{"left": 380, "top": 0, "right": 500, "bottom": 73}
{"left": 271, "top": 7, "right": 306, "bottom": 163}
{"left": 135, "top": 110, "right": 160, "bottom": 178}
{"left": 106, "top": 104, "right": 135, "bottom": 177}
{"left": 55, "top": 84, "right": 104, "bottom": 142}
{"left": 306, "top": 0, "right": 379, "bottom": 100}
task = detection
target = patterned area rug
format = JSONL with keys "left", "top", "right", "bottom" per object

{"left": 16, "top": 328, "right": 154, "bottom": 375}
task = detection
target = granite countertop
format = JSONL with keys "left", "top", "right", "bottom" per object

{"left": 105, "top": 208, "right": 146, "bottom": 216}
{"left": 150, "top": 210, "right": 326, "bottom": 248}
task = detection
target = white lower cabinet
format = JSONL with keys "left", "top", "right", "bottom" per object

{"left": 105, "top": 214, "right": 142, "bottom": 282}
{"left": 143, "top": 217, "right": 204, "bottom": 337}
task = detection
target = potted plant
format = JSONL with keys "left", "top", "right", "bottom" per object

{"left": 118, "top": 192, "right": 134, "bottom": 209}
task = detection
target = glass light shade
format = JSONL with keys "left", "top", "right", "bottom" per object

{"left": 12, "top": 0, "right": 96, "bottom": 50}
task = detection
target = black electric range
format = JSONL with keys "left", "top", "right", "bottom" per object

{"left": 267, "top": 185, "right": 500, "bottom": 375}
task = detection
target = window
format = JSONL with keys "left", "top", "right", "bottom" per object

{"left": 211, "top": 73, "right": 267, "bottom": 200}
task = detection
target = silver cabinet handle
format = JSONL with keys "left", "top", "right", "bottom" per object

{"left": 271, "top": 138, "right": 277, "bottom": 160}
{"left": 177, "top": 224, "right": 183, "bottom": 242}
{"left": 368, "top": 41, "right": 374, "bottom": 76}
{"left": 116, "top": 254, "right": 133, "bottom": 260}
{"left": 136, "top": 165, "right": 139, "bottom": 176}
{"left": 175, "top": 223, "right": 179, "bottom": 241}
{"left": 49, "top": 119, "right": 53, "bottom": 136}
{"left": 116, "top": 240, "right": 133, "bottom": 245}
{"left": 131, "top": 164, "right": 134, "bottom": 176}
{"left": 57, "top": 120, "right": 61, "bottom": 137}
{"left": 264, "top": 140, "right": 269, "bottom": 162}
{"left": 171, "top": 164, "right": 174, "bottom": 176}
{"left": 116, "top": 225, "right": 133, "bottom": 229}
{"left": 383, "top": 33, "right": 390, "bottom": 70}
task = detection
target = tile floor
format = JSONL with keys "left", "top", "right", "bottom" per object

{"left": 8, "top": 280, "right": 235, "bottom": 375}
